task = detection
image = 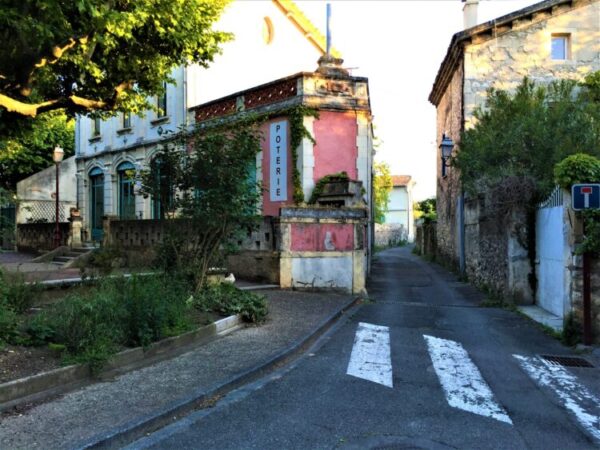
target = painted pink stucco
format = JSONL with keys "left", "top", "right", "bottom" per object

{"left": 290, "top": 223, "right": 354, "bottom": 252}
{"left": 261, "top": 119, "right": 294, "bottom": 216}
{"left": 312, "top": 111, "right": 358, "bottom": 182}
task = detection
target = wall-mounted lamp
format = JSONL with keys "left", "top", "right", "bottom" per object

{"left": 440, "top": 134, "right": 454, "bottom": 178}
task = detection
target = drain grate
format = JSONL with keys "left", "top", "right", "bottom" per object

{"left": 540, "top": 355, "right": 594, "bottom": 368}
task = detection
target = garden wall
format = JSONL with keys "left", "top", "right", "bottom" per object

{"left": 374, "top": 223, "right": 407, "bottom": 248}
{"left": 415, "top": 222, "right": 437, "bottom": 258}
{"left": 16, "top": 222, "right": 70, "bottom": 253}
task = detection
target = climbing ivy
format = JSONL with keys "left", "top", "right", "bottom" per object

{"left": 198, "top": 104, "right": 319, "bottom": 205}
{"left": 308, "top": 171, "right": 349, "bottom": 204}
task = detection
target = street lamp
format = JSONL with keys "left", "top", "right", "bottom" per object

{"left": 53, "top": 145, "right": 64, "bottom": 248}
{"left": 440, "top": 134, "right": 454, "bottom": 178}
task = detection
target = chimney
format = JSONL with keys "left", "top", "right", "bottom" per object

{"left": 462, "top": 0, "right": 479, "bottom": 29}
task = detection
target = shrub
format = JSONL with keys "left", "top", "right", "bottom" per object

{"left": 554, "top": 153, "right": 600, "bottom": 190}
{"left": 193, "top": 283, "right": 268, "bottom": 323}
{"left": 0, "top": 270, "right": 37, "bottom": 314}
{"left": 0, "top": 304, "right": 18, "bottom": 346}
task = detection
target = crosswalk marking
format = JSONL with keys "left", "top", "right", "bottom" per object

{"left": 424, "top": 335, "right": 513, "bottom": 425}
{"left": 346, "top": 322, "right": 393, "bottom": 388}
{"left": 514, "top": 355, "right": 600, "bottom": 443}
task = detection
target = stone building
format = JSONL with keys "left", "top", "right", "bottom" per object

{"left": 428, "top": 0, "right": 600, "bottom": 299}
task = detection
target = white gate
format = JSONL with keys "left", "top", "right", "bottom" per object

{"left": 535, "top": 187, "right": 568, "bottom": 318}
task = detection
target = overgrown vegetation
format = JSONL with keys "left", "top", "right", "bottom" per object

{"left": 2, "top": 273, "right": 267, "bottom": 370}
{"left": 414, "top": 198, "right": 437, "bottom": 224}
{"left": 308, "top": 171, "right": 349, "bottom": 204}
{"left": 139, "top": 120, "right": 262, "bottom": 290}
{"left": 373, "top": 162, "right": 393, "bottom": 224}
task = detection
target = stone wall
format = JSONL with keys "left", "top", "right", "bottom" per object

{"left": 374, "top": 223, "right": 407, "bottom": 248}
{"left": 435, "top": 63, "right": 463, "bottom": 269}
{"left": 103, "top": 216, "right": 280, "bottom": 281}
{"left": 17, "top": 222, "right": 70, "bottom": 253}
{"left": 414, "top": 222, "right": 437, "bottom": 258}
{"left": 570, "top": 257, "right": 600, "bottom": 343}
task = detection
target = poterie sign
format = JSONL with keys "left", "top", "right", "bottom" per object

{"left": 270, "top": 121, "right": 287, "bottom": 202}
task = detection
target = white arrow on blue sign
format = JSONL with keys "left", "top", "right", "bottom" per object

{"left": 572, "top": 184, "right": 600, "bottom": 211}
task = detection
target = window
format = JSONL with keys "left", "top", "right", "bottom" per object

{"left": 551, "top": 34, "right": 570, "bottom": 60}
{"left": 151, "top": 157, "right": 174, "bottom": 219}
{"left": 262, "top": 17, "right": 274, "bottom": 45}
{"left": 92, "top": 117, "right": 101, "bottom": 136}
{"left": 122, "top": 112, "right": 131, "bottom": 129}
{"left": 157, "top": 82, "right": 167, "bottom": 117}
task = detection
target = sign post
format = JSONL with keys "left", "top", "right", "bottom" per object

{"left": 572, "top": 184, "right": 600, "bottom": 345}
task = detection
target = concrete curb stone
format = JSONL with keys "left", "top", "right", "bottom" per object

{"left": 74, "top": 295, "right": 361, "bottom": 450}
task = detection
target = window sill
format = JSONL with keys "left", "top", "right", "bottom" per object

{"left": 117, "top": 127, "right": 133, "bottom": 135}
{"left": 88, "top": 135, "right": 102, "bottom": 143}
{"left": 150, "top": 116, "right": 170, "bottom": 126}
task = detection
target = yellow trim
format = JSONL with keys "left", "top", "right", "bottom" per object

{"left": 272, "top": 0, "right": 342, "bottom": 58}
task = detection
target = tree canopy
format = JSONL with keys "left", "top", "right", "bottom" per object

{"left": 0, "top": 0, "right": 231, "bottom": 136}
{"left": 373, "top": 162, "right": 393, "bottom": 224}
{"left": 454, "top": 73, "right": 600, "bottom": 199}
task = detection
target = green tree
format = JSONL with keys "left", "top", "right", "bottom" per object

{"left": 0, "top": 0, "right": 231, "bottom": 136}
{"left": 139, "top": 121, "right": 262, "bottom": 289}
{"left": 455, "top": 75, "right": 600, "bottom": 198}
{"left": 414, "top": 198, "right": 437, "bottom": 224}
{"left": 0, "top": 111, "right": 74, "bottom": 190}
{"left": 373, "top": 162, "right": 393, "bottom": 224}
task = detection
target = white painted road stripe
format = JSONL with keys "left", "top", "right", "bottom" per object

{"left": 424, "top": 335, "right": 513, "bottom": 424}
{"left": 346, "top": 322, "right": 393, "bottom": 388}
{"left": 514, "top": 355, "right": 600, "bottom": 443}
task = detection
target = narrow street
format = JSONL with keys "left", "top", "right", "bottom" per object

{"left": 128, "top": 246, "right": 600, "bottom": 450}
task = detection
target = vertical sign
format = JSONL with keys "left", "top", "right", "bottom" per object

{"left": 270, "top": 121, "right": 288, "bottom": 202}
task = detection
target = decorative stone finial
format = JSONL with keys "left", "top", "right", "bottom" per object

{"left": 316, "top": 54, "right": 349, "bottom": 78}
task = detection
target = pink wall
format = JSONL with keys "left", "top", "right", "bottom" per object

{"left": 312, "top": 111, "right": 358, "bottom": 182}
{"left": 290, "top": 223, "right": 354, "bottom": 252}
{"left": 262, "top": 119, "right": 294, "bottom": 216}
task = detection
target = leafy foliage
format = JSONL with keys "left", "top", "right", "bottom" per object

{"left": 455, "top": 76, "right": 600, "bottom": 199}
{"left": 193, "top": 283, "right": 268, "bottom": 323}
{"left": 308, "top": 171, "right": 349, "bottom": 204}
{"left": 554, "top": 153, "right": 600, "bottom": 190}
{"left": 0, "top": 0, "right": 231, "bottom": 135}
{"left": 414, "top": 198, "right": 437, "bottom": 224}
{"left": 0, "top": 111, "right": 74, "bottom": 189}
{"left": 287, "top": 106, "right": 319, "bottom": 204}
{"left": 373, "top": 162, "right": 393, "bottom": 224}
{"left": 139, "top": 120, "right": 262, "bottom": 289}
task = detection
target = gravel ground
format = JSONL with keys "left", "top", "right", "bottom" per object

{"left": 0, "top": 289, "right": 353, "bottom": 450}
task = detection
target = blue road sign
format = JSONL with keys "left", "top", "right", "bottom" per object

{"left": 572, "top": 184, "right": 600, "bottom": 211}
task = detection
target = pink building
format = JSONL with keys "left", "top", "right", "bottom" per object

{"left": 191, "top": 56, "right": 374, "bottom": 292}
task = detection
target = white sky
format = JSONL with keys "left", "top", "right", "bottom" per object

{"left": 294, "top": 0, "right": 541, "bottom": 201}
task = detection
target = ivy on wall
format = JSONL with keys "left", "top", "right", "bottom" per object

{"left": 198, "top": 104, "right": 319, "bottom": 205}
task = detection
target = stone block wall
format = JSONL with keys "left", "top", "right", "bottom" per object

{"left": 16, "top": 222, "right": 70, "bottom": 253}
{"left": 435, "top": 64, "right": 463, "bottom": 269}
{"left": 374, "top": 223, "right": 407, "bottom": 248}
{"left": 415, "top": 222, "right": 437, "bottom": 258}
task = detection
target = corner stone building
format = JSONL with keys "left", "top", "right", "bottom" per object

{"left": 428, "top": 0, "right": 600, "bottom": 297}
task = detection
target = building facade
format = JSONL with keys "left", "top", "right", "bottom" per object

{"left": 429, "top": 0, "right": 600, "bottom": 275}
{"left": 73, "top": 0, "right": 332, "bottom": 242}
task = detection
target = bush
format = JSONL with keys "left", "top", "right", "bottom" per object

{"left": 0, "top": 305, "right": 18, "bottom": 346}
{"left": 554, "top": 153, "right": 600, "bottom": 190}
{"left": 0, "top": 270, "right": 37, "bottom": 314}
{"left": 193, "top": 283, "right": 268, "bottom": 323}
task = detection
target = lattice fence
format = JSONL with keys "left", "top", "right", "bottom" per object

{"left": 19, "top": 201, "right": 75, "bottom": 223}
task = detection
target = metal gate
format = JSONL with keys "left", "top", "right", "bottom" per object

{"left": 535, "top": 187, "right": 568, "bottom": 318}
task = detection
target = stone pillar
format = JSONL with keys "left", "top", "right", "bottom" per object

{"left": 102, "top": 215, "right": 118, "bottom": 247}
{"left": 69, "top": 208, "right": 83, "bottom": 248}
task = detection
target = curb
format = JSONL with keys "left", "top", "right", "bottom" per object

{"left": 74, "top": 295, "right": 362, "bottom": 450}
{"left": 0, "top": 315, "right": 242, "bottom": 412}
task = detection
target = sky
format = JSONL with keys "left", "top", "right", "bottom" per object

{"left": 294, "top": 0, "right": 541, "bottom": 201}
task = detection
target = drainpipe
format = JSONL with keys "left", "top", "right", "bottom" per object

{"left": 459, "top": 191, "right": 466, "bottom": 274}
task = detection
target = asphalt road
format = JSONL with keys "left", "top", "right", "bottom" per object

{"left": 126, "top": 247, "right": 600, "bottom": 450}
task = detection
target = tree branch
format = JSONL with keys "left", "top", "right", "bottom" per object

{"left": 1, "top": 80, "right": 132, "bottom": 117}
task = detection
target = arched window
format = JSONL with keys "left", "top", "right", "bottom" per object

{"left": 117, "top": 162, "right": 136, "bottom": 219}
{"left": 89, "top": 167, "right": 104, "bottom": 241}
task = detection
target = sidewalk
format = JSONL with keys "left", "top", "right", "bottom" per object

{"left": 0, "top": 251, "right": 81, "bottom": 282}
{"left": 0, "top": 288, "right": 357, "bottom": 450}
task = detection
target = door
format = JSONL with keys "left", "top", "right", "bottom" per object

{"left": 118, "top": 162, "right": 136, "bottom": 220}
{"left": 90, "top": 168, "right": 104, "bottom": 242}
